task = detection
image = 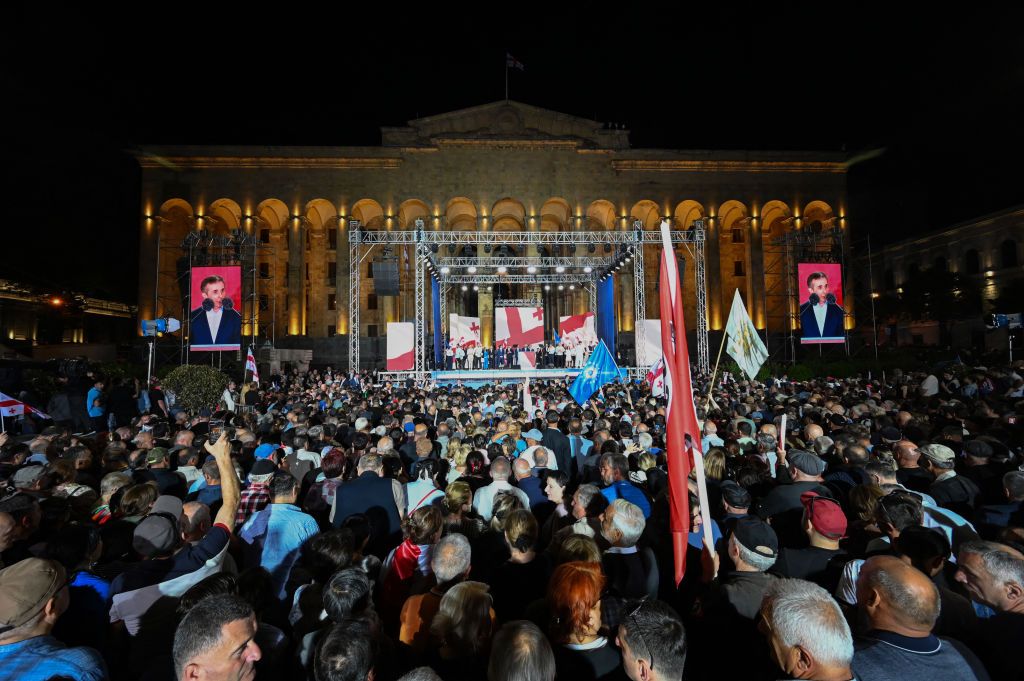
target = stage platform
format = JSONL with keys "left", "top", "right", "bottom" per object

{"left": 432, "top": 367, "right": 581, "bottom": 386}
{"left": 376, "top": 366, "right": 646, "bottom": 387}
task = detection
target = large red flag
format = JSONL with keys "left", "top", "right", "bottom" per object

{"left": 658, "top": 221, "right": 704, "bottom": 585}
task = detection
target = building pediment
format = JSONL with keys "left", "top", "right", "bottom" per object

{"left": 380, "top": 100, "right": 630, "bottom": 150}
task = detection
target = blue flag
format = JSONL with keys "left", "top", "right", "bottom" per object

{"left": 569, "top": 340, "right": 621, "bottom": 405}
{"left": 554, "top": 330, "right": 561, "bottom": 345}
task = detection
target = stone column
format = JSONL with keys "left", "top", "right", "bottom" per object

{"left": 287, "top": 217, "right": 306, "bottom": 336}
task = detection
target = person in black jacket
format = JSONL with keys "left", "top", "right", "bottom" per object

{"left": 331, "top": 454, "right": 403, "bottom": 557}
{"left": 542, "top": 410, "right": 572, "bottom": 477}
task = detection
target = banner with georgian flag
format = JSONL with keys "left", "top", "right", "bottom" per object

{"left": 658, "top": 220, "right": 713, "bottom": 585}
{"left": 245, "top": 346, "right": 260, "bottom": 384}
{"left": 557, "top": 312, "right": 597, "bottom": 347}
{"left": 724, "top": 289, "right": 769, "bottom": 381}
{"left": 448, "top": 314, "right": 481, "bottom": 349}
{"left": 495, "top": 307, "right": 544, "bottom": 347}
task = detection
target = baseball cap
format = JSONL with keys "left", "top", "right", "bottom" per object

{"left": 720, "top": 480, "right": 752, "bottom": 509}
{"left": 254, "top": 443, "right": 277, "bottom": 459}
{"left": 788, "top": 450, "right": 827, "bottom": 477}
{"left": 800, "top": 491, "right": 847, "bottom": 539}
{"left": 919, "top": 443, "right": 956, "bottom": 465}
{"left": 0, "top": 558, "right": 67, "bottom": 629}
{"left": 11, "top": 465, "right": 47, "bottom": 489}
{"left": 403, "top": 422, "right": 416, "bottom": 433}
{"left": 0, "top": 492, "right": 37, "bottom": 515}
{"left": 132, "top": 496, "right": 184, "bottom": 557}
{"left": 524, "top": 429, "right": 544, "bottom": 441}
{"left": 731, "top": 516, "right": 778, "bottom": 559}
{"left": 146, "top": 447, "right": 169, "bottom": 465}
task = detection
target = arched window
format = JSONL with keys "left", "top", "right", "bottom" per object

{"left": 964, "top": 249, "right": 980, "bottom": 275}
{"left": 1001, "top": 240, "right": 1018, "bottom": 268}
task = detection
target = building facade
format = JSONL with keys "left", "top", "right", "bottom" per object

{"left": 863, "top": 205, "right": 1024, "bottom": 347}
{"left": 136, "top": 101, "right": 850, "bottom": 366}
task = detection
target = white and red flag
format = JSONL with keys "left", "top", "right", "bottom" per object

{"left": 245, "top": 346, "right": 260, "bottom": 384}
{"left": 658, "top": 220, "right": 712, "bottom": 585}
{"left": 448, "top": 314, "right": 481, "bottom": 349}
{"left": 558, "top": 312, "right": 597, "bottom": 347}
{"left": 386, "top": 322, "right": 416, "bottom": 371}
{"left": 495, "top": 307, "right": 544, "bottom": 347}
{"left": 0, "top": 392, "right": 50, "bottom": 420}
{"left": 645, "top": 357, "right": 665, "bottom": 397}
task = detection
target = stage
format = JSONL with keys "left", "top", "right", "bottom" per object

{"left": 376, "top": 366, "right": 645, "bottom": 387}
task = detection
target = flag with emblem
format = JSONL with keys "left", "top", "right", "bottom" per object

{"left": 724, "top": 289, "right": 769, "bottom": 381}
{"left": 568, "top": 340, "right": 620, "bottom": 405}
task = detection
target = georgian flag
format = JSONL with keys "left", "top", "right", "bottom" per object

{"left": 558, "top": 312, "right": 597, "bottom": 347}
{"left": 449, "top": 314, "right": 481, "bottom": 349}
{"left": 0, "top": 392, "right": 50, "bottom": 419}
{"left": 495, "top": 307, "right": 544, "bottom": 347}
{"left": 645, "top": 357, "right": 665, "bottom": 397}
{"left": 245, "top": 346, "right": 260, "bottom": 384}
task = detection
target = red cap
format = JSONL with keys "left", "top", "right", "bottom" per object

{"left": 800, "top": 491, "right": 847, "bottom": 539}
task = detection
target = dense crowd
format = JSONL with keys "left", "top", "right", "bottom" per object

{"left": 1, "top": 361, "right": 1023, "bottom": 681}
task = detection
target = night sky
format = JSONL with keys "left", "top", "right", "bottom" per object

{"left": 6, "top": 6, "right": 1023, "bottom": 303}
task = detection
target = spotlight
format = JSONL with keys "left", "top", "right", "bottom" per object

{"left": 555, "top": 265, "right": 566, "bottom": 273}
{"left": 468, "top": 265, "right": 477, "bottom": 274}
{"left": 488, "top": 286, "right": 493, "bottom": 292}
{"left": 583, "top": 266, "right": 593, "bottom": 273}
{"left": 527, "top": 266, "right": 537, "bottom": 274}
{"left": 544, "top": 284, "right": 551, "bottom": 291}
{"left": 558, "top": 285, "right": 564, "bottom": 291}
{"left": 473, "top": 285, "right": 479, "bottom": 291}
{"left": 569, "top": 285, "right": 575, "bottom": 290}
{"left": 624, "top": 255, "right": 631, "bottom": 262}
{"left": 440, "top": 266, "right": 451, "bottom": 275}
{"left": 497, "top": 266, "right": 508, "bottom": 274}
{"left": 461, "top": 285, "right": 468, "bottom": 291}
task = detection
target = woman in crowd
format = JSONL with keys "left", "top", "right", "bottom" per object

{"left": 547, "top": 561, "right": 625, "bottom": 681}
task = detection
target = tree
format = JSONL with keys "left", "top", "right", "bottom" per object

{"left": 162, "top": 364, "right": 229, "bottom": 414}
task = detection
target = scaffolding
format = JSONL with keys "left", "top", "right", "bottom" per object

{"left": 348, "top": 225, "right": 709, "bottom": 377}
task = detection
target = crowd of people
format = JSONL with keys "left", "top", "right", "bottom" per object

{"left": 0, "top": 360, "right": 1023, "bottom": 681}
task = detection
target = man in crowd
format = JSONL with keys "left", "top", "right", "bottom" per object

{"left": 473, "top": 457, "right": 530, "bottom": 522}
{"left": 239, "top": 471, "right": 320, "bottom": 600}
{"left": 0, "top": 557, "right": 107, "bottom": 680}
{"left": 173, "top": 594, "right": 261, "bottom": 681}
{"left": 759, "top": 578, "right": 854, "bottom": 681}
{"left": 852, "top": 555, "right": 990, "bottom": 680}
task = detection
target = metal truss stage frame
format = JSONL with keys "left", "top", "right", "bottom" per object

{"left": 350, "top": 224, "right": 709, "bottom": 377}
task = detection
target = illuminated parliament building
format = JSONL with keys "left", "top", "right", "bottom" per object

{"left": 136, "top": 100, "right": 850, "bottom": 367}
